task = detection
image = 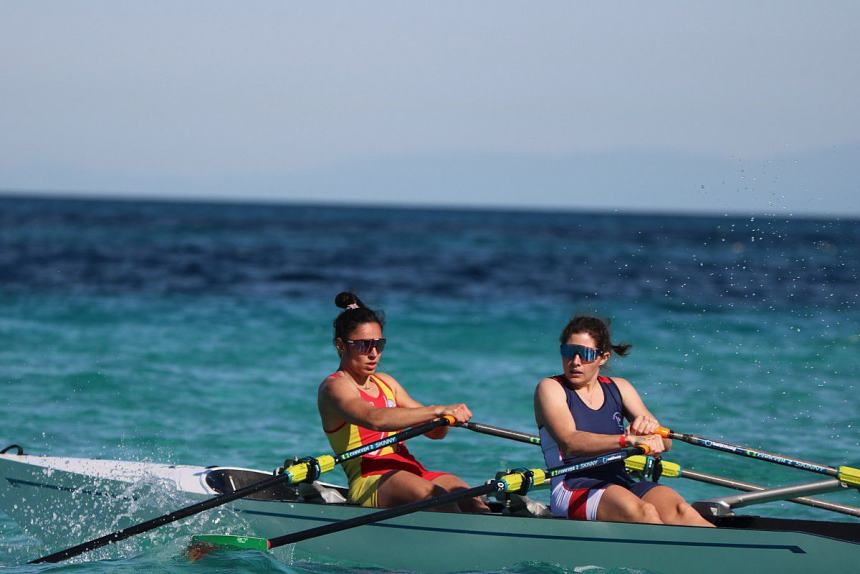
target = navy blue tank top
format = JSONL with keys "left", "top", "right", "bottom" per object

{"left": 539, "top": 375, "right": 635, "bottom": 488}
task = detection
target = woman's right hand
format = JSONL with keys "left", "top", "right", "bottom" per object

{"left": 438, "top": 403, "right": 473, "bottom": 424}
{"left": 627, "top": 433, "right": 666, "bottom": 454}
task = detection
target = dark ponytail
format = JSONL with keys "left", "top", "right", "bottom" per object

{"left": 559, "top": 316, "right": 631, "bottom": 356}
{"left": 333, "top": 291, "right": 385, "bottom": 343}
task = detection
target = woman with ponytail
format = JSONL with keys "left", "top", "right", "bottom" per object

{"left": 318, "top": 292, "right": 489, "bottom": 512}
{"left": 534, "top": 316, "right": 712, "bottom": 526}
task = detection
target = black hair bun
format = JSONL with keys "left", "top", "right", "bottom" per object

{"left": 335, "top": 292, "right": 365, "bottom": 309}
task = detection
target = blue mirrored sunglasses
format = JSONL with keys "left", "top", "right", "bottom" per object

{"left": 345, "top": 338, "right": 387, "bottom": 354}
{"left": 560, "top": 344, "right": 601, "bottom": 363}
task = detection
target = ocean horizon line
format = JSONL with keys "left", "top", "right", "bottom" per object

{"left": 1, "top": 188, "right": 856, "bottom": 223}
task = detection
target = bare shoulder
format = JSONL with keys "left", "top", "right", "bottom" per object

{"left": 534, "top": 377, "right": 569, "bottom": 427}
{"left": 608, "top": 376, "right": 638, "bottom": 394}
{"left": 319, "top": 372, "right": 353, "bottom": 400}
{"left": 535, "top": 377, "right": 564, "bottom": 398}
{"left": 609, "top": 376, "right": 633, "bottom": 389}
{"left": 610, "top": 376, "right": 648, "bottom": 407}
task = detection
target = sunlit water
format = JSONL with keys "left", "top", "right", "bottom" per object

{"left": 1, "top": 196, "right": 858, "bottom": 573}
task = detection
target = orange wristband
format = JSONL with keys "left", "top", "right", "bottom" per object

{"left": 618, "top": 434, "right": 628, "bottom": 448}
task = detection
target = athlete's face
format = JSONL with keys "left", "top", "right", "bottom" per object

{"left": 336, "top": 322, "right": 384, "bottom": 377}
{"left": 561, "top": 332, "right": 609, "bottom": 385}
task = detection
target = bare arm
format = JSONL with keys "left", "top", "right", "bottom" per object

{"left": 534, "top": 378, "right": 666, "bottom": 457}
{"left": 614, "top": 377, "right": 672, "bottom": 450}
{"left": 318, "top": 374, "right": 470, "bottom": 433}
{"left": 375, "top": 373, "right": 470, "bottom": 439}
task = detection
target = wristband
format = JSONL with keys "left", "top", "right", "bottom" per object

{"left": 618, "top": 434, "right": 628, "bottom": 448}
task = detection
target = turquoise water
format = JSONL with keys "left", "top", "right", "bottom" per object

{"left": 1, "top": 197, "right": 858, "bottom": 573}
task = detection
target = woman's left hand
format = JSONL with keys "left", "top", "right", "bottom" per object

{"left": 627, "top": 415, "right": 660, "bottom": 436}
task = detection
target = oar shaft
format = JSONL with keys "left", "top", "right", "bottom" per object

{"left": 269, "top": 482, "right": 498, "bottom": 549}
{"left": 462, "top": 422, "right": 541, "bottom": 445}
{"left": 658, "top": 428, "right": 839, "bottom": 478}
{"left": 30, "top": 416, "right": 454, "bottom": 564}
{"left": 679, "top": 469, "right": 860, "bottom": 517}
{"left": 545, "top": 447, "right": 646, "bottom": 480}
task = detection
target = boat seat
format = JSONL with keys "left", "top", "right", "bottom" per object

{"left": 502, "top": 493, "right": 552, "bottom": 518}
{"left": 298, "top": 481, "right": 349, "bottom": 504}
{"left": 205, "top": 468, "right": 349, "bottom": 504}
{"left": 205, "top": 468, "right": 302, "bottom": 501}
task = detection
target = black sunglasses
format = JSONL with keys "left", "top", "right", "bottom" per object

{"left": 345, "top": 338, "right": 387, "bottom": 354}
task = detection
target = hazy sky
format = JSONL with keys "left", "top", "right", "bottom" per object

{"left": 1, "top": 2, "right": 859, "bottom": 215}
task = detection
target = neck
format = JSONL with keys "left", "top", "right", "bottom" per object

{"left": 563, "top": 374, "right": 599, "bottom": 391}
{"left": 339, "top": 366, "right": 372, "bottom": 387}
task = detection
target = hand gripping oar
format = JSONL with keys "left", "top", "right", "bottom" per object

{"left": 189, "top": 445, "right": 649, "bottom": 556}
{"left": 655, "top": 427, "right": 860, "bottom": 487}
{"left": 29, "top": 416, "right": 456, "bottom": 564}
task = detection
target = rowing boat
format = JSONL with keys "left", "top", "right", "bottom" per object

{"left": 1, "top": 450, "right": 858, "bottom": 573}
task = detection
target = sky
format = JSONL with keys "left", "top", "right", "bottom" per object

{"left": 1, "top": 1, "right": 859, "bottom": 216}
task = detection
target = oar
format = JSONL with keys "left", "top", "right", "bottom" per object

{"left": 461, "top": 421, "right": 541, "bottom": 445}
{"left": 656, "top": 427, "right": 860, "bottom": 487}
{"left": 465, "top": 422, "right": 860, "bottom": 515}
{"left": 29, "top": 416, "right": 456, "bottom": 564}
{"left": 189, "top": 446, "right": 649, "bottom": 557}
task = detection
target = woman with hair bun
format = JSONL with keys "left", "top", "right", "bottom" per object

{"left": 534, "top": 316, "right": 712, "bottom": 526}
{"left": 318, "top": 292, "right": 489, "bottom": 512}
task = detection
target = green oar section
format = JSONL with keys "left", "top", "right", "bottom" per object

{"left": 190, "top": 535, "right": 271, "bottom": 552}
{"left": 31, "top": 416, "right": 456, "bottom": 564}
{"left": 190, "top": 446, "right": 648, "bottom": 556}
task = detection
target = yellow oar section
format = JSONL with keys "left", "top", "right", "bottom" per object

{"left": 625, "top": 454, "right": 681, "bottom": 478}
{"left": 838, "top": 465, "right": 860, "bottom": 487}
{"left": 279, "top": 455, "right": 335, "bottom": 483}
{"left": 495, "top": 468, "right": 547, "bottom": 493}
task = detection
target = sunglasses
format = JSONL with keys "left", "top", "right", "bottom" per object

{"left": 560, "top": 344, "right": 602, "bottom": 363}
{"left": 345, "top": 338, "right": 387, "bottom": 354}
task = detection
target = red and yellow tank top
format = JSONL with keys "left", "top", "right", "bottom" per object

{"left": 324, "top": 374, "right": 424, "bottom": 484}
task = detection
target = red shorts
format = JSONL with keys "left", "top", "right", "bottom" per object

{"left": 349, "top": 452, "right": 448, "bottom": 507}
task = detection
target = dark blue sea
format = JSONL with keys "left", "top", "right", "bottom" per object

{"left": 1, "top": 196, "right": 858, "bottom": 573}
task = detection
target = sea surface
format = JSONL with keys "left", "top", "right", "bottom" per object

{"left": 1, "top": 196, "right": 858, "bottom": 573}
